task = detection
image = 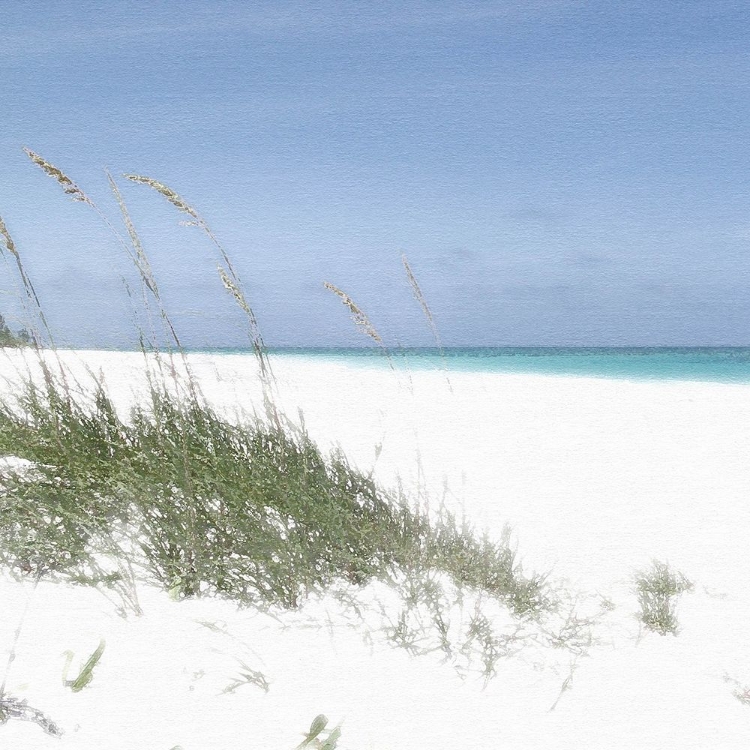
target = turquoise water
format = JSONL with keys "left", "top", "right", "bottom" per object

{"left": 246, "top": 347, "right": 750, "bottom": 383}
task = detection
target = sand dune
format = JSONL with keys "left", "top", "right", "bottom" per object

{"left": 1, "top": 350, "right": 749, "bottom": 748}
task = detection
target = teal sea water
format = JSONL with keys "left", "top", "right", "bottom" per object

{"left": 246, "top": 347, "right": 750, "bottom": 384}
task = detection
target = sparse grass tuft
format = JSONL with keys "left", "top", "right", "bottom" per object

{"left": 723, "top": 674, "right": 750, "bottom": 706}
{"left": 221, "top": 657, "right": 270, "bottom": 694}
{"left": 634, "top": 560, "right": 693, "bottom": 635}
{"left": 0, "top": 370, "right": 547, "bottom": 619}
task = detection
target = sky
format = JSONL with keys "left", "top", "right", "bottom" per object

{"left": 1, "top": 0, "right": 750, "bottom": 348}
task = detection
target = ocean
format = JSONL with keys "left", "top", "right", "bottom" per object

{"left": 259, "top": 347, "right": 750, "bottom": 383}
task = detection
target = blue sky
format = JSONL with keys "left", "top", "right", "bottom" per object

{"left": 1, "top": 0, "right": 749, "bottom": 347}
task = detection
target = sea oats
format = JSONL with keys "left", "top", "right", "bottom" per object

{"left": 122, "top": 174, "right": 199, "bottom": 220}
{"left": 0, "top": 216, "right": 18, "bottom": 257}
{"left": 23, "top": 148, "right": 92, "bottom": 205}
{"left": 323, "top": 281, "right": 384, "bottom": 345}
{"left": 105, "top": 171, "right": 189, "bottom": 358}
{"left": 124, "top": 175, "right": 251, "bottom": 320}
{"left": 106, "top": 172, "right": 158, "bottom": 296}
{"left": 0, "top": 214, "right": 49, "bottom": 343}
{"left": 217, "top": 263, "right": 275, "bottom": 389}
{"left": 219, "top": 265, "right": 252, "bottom": 316}
{"left": 402, "top": 254, "right": 452, "bottom": 390}
{"left": 122, "top": 171, "right": 278, "bottom": 421}
{"left": 403, "top": 254, "right": 441, "bottom": 349}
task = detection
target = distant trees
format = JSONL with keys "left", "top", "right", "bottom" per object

{"left": 0, "top": 314, "right": 30, "bottom": 347}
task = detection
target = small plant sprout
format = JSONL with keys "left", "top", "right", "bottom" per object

{"left": 221, "top": 658, "right": 270, "bottom": 694}
{"left": 319, "top": 725, "right": 342, "bottom": 750}
{"left": 62, "top": 639, "right": 106, "bottom": 692}
{"left": 296, "top": 714, "right": 328, "bottom": 748}
{"left": 296, "top": 714, "right": 343, "bottom": 749}
{"left": 634, "top": 561, "right": 694, "bottom": 636}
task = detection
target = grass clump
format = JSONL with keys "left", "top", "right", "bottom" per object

{"left": 634, "top": 560, "right": 693, "bottom": 636}
{"left": 0, "top": 369, "right": 547, "bottom": 618}
{"left": 0, "top": 373, "right": 134, "bottom": 583}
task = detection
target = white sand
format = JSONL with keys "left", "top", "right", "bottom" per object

{"left": 1, "top": 349, "right": 750, "bottom": 748}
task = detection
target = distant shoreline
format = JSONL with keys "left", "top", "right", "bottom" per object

{"left": 31, "top": 345, "right": 750, "bottom": 354}
{"left": 5, "top": 346, "right": 750, "bottom": 384}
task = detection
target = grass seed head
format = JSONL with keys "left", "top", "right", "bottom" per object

{"left": 23, "top": 148, "right": 92, "bottom": 205}
{"left": 403, "top": 254, "right": 441, "bottom": 343}
{"left": 219, "top": 265, "right": 251, "bottom": 315}
{"left": 323, "top": 281, "right": 384, "bottom": 345}
{"left": 122, "top": 174, "right": 200, "bottom": 220}
{"left": 0, "top": 216, "right": 18, "bottom": 257}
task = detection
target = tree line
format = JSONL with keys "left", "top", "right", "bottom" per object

{"left": 0, "top": 314, "right": 31, "bottom": 347}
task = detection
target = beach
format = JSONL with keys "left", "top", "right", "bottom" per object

{"left": 2, "top": 349, "right": 750, "bottom": 748}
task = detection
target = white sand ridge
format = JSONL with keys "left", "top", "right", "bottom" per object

{"left": 0, "top": 349, "right": 749, "bottom": 748}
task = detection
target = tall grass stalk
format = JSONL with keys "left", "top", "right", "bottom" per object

{"left": 20, "top": 150, "right": 214, "bottom": 580}
{"left": 323, "top": 282, "right": 395, "bottom": 370}
{"left": 24, "top": 149, "right": 192, "bottom": 381}
{"left": 402, "top": 254, "right": 452, "bottom": 391}
{"left": 106, "top": 171, "right": 185, "bottom": 354}
{"left": 0, "top": 215, "right": 51, "bottom": 349}
{"left": 121, "top": 173, "right": 280, "bottom": 427}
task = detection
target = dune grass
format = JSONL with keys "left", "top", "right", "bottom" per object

{"left": 0, "top": 149, "right": 554, "bottom": 616}
{"left": 0, "top": 363, "right": 547, "bottom": 617}
{"left": 0, "top": 150, "right": 596, "bottom": 740}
